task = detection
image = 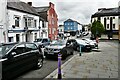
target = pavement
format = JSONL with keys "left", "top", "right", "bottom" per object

{"left": 44, "top": 41, "right": 118, "bottom": 79}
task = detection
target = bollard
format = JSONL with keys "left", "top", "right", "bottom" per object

{"left": 79, "top": 45, "right": 81, "bottom": 56}
{"left": 96, "top": 37, "right": 99, "bottom": 49}
{"left": 58, "top": 53, "right": 62, "bottom": 79}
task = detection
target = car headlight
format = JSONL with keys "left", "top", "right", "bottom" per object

{"left": 44, "top": 48, "right": 48, "bottom": 51}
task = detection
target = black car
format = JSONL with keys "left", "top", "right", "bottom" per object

{"left": 44, "top": 40, "right": 74, "bottom": 59}
{"left": 34, "top": 38, "right": 51, "bottom": 48}
{"left": 0, "top": 42, "right": 43, "bottom": 80}
{"left": 67, "top": 39, "right": 92, "bottom": 52}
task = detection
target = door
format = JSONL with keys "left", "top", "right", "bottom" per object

{"left": 25, "top": 43, "right": 39, "bottom": 66}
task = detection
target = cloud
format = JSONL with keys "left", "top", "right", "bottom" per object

{"left": 21, "top": 0, "right": 119, "bottom": 25}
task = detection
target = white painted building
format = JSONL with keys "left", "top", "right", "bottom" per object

{"left": 7, "top": 1, "right": 41, "bottom": 42}
{"left": 0, "top": 0, "right": 8, "bottom": 43}
{"left": 91, "top": 7, "right": 119, "bottom": 38}
{"left": 78, "top": 24, "right": 82, "bottom": 33}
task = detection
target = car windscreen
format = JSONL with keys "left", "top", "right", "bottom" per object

{"left": 51, "top": 41, "right": 66, "bottom": 46}
{"left": 0, "top": 44, "right": 14, "bottom": 56}
{"left": 34, "top": 38, "right": 42, "bottom": 42}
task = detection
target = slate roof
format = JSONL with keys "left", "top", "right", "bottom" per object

{"left": 92, "top": 7, "right": 119, "bottom": 17}
{"left": 64, "top": 19, "right": 81, "bottom": 24}
{"left": 33, "top": 7, "right": 50, "bottom": 21}
{"left": 33, "top": 6, "right": 49, "bottom": 13}
{"left": 7, "top": 0, "right": 39, "bottom": 16}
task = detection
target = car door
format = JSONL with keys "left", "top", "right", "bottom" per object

{"left": 25, "top": 43, "right": 40, "bottom": 67}
{"left": 2, "top": 43, "right": 28, "bottom": 79}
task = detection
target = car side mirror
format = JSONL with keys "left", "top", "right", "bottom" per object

{"left": 66, "top": 43, "right": 70, "bottom": 46}
{"left": 7, "top": 51, "right": 16, "bottom": 59}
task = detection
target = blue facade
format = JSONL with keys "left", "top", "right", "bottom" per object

{"left": 64, "top": 19, "right": 78, "bottom": 32}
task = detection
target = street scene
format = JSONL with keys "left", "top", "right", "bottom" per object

{"left": 0, "top": 0, "right": 119, "bottom": 80}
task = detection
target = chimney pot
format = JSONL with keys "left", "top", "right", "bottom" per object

{"left": 27, "top": 2, "right": 32, "bottom": 6}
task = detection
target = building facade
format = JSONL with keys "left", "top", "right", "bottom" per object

{"left": 64, "top": 19, "right": 81, "bottom": 36}
{"left": 0, "top": 0, "right": 8, "bottom": 43}
{"left": 34, "top": 2, "right": 58, "bottom": 40}
{"left": 91, "top": 8, "right": 119, "bottom": 39}
{"left": 7, "top": 1, "right": 40, "bottom": 42}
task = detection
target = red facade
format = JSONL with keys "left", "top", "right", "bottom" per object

{"left": 47, "top": 2, "right": 58, "bottom": 40}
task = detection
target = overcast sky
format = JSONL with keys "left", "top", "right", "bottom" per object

{"left": 21, "top": 0, "right": 119, "bottom": 25}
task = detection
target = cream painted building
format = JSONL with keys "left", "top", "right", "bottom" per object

{"left": 91, "top": 8, "right": 119, "bottom": 39}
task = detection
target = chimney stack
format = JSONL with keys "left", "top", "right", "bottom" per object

{"left": 49, "top": 2, "right": 54, "bottom": 8}
{"left": 27, "top": 2, "right": 32, "bottom": 6}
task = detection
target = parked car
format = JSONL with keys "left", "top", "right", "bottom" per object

{"left": 0, "top": 42, "right": 43, "bottom": 80}
{"left": 44, "top": 40, "right": 74, "bottom": 59}
{"left": 82, "top": 38, "right": 98, "bottom": 48}
{"left": 34, "top": 38, "right": 51, "bottom": 48}
{"left": 67, "top": 39, "right": 92, "bottom": 52}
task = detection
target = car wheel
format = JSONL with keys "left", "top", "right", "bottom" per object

{"left": 62, "top": 50, "right": 67, "bottom": 60}
{"left": 36, "top": 58, "right": 43, "bottom": 69}
{"left": 70, "top": 51, "right": 73, "bottom": 55}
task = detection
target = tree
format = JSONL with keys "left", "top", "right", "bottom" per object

{"left": 91, "top": 20, "right": 105, "bottom": 38}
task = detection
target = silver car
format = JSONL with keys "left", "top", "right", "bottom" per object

{"left": 44, "top": 40, "right": 74, "bottom": 59}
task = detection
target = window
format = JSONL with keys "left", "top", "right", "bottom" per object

{"left": 98, "top": 17, "right": 101, "bottom": 21}
{"left": 42, "top": 39, "right": 48, "bottom": 43}
{"left": 15, "top": 44, "right": 26, "bottom": 54}
{"left": 8, "top": 37, "right": 13, "bottom": 42}
{"left": 61, "top": 29, "right": 62, "bottom": 32}
{"left": 49, "top": 28, "right": 51, "bottom": 34}
{"left": 68, "top": 23, "right": 69, "bottom": 25}
{"left": 42, "top": 21, "right": 45, "bottom": 28}
{"left": 113, "top": 17, "right": 115, "bottom": 19}
{"left": 107, "top": 17, "right": 109, "bottom": 19}
{"left": 16, "top": 34, "right": 20, "bottom": 42}
{"left": 34, "top": 33, "right": 37, "bottom": 40}
{"left": 15, "top": 17, "right": 19, "bottom": 27}
{"left": 34, "top": 20, "right": 36, "bottom": 27}
{"left": 28, "top": 19, "right": 32, "bottom": 27}
{"left": 113, "top": 24, "right": 115, "bottom": 29}
{"left": 68, "top": 27, "right": 69, "bottom": 30}
{"left": 26, "top": 43, "right": 37, "bottom": 51}
{"left": 71, "top": 27, "right": 72, "bottom": 29}
{"left": 25, "top": 18, "right": 27, "bottom": 27}
{"left": 52, "top": 19, "right": 54, "bottom": 24}
{"left": 52, "top": 28, "right": 54, "bottom": 34}
{"left": 107, "top": 24, "right": 109, "bottom": 29}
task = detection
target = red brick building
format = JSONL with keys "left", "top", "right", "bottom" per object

{"left": 34, "top": 2, "right": 58, "bottom": 40}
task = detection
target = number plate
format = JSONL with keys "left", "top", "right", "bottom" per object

{"left": 48, "top": 52, "right": 54, "bottom": 54}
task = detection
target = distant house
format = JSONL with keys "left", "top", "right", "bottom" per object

{"left": 34, "top": 2, "right": 58, "bottom": 40}
{"left": 64, "top": 19, "right": 82, "bottom": 36}
{"left": 7, "top": 1, "right": 40, "bottom": 42}
{"left": 91, "top": 7, "right": 119, "bottom": 39}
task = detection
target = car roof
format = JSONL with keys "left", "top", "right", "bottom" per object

{"left": 0, "top": 42, "right": 36, "bottom": 46}
{"left": 0, "top": 42, "right": 18, "bottom": 46}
